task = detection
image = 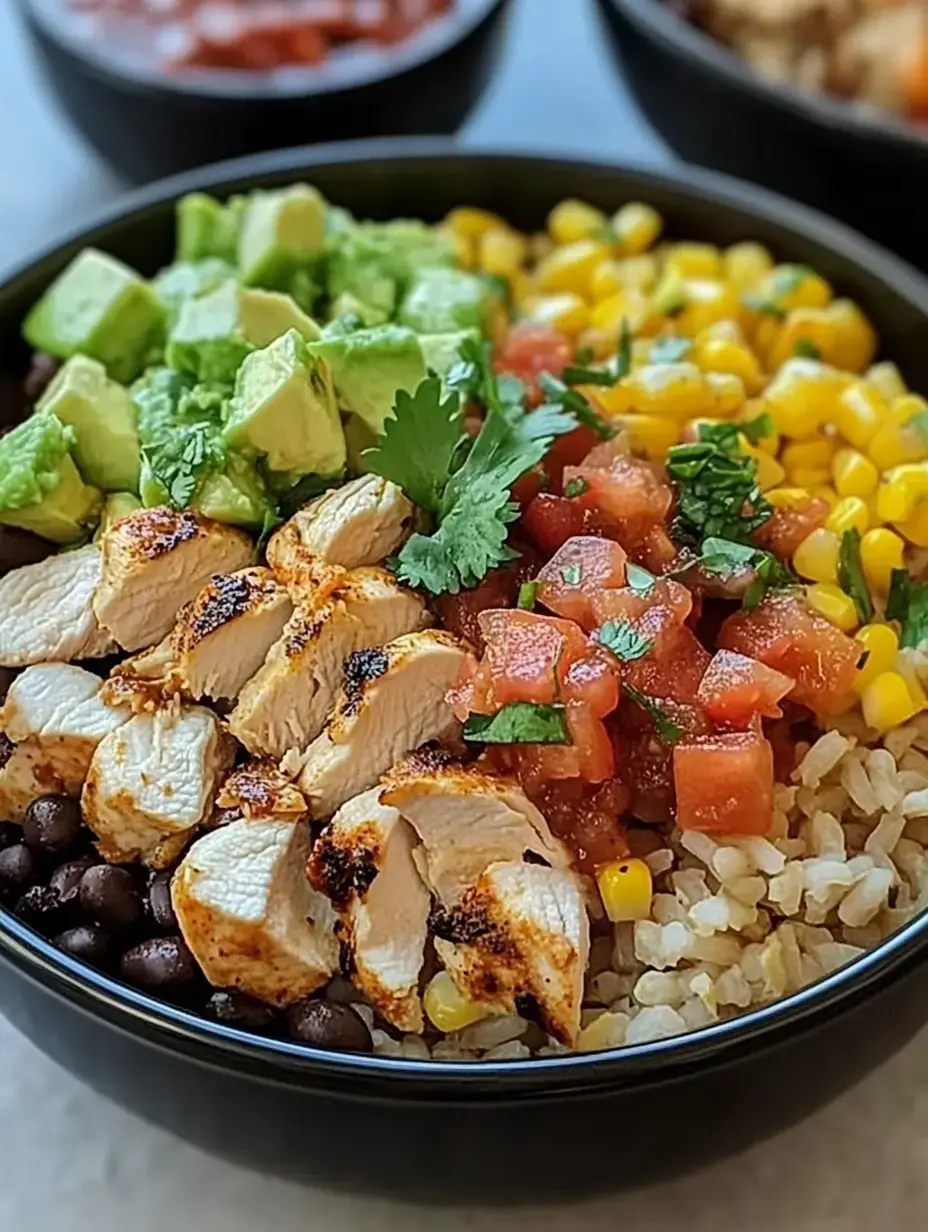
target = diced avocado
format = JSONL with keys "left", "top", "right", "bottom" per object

{"left": 0, "top": 413, "right": 101, "bottom": 544}
{"left": 94, "top": 491, "right": 142, "bottom": 540}
{"left": 237, "top": 185, "right": 327, "bottom": 289}
{"left": 153, "top": 258, "right": 236, "bottom": 326}
{"left": 309, "top": 324, "right": 426, "bottom": 435}
{"left": 327, "top": 293, "right": 388, "bottom": 328}
{"left": 398, "top": 268, "right": 490, "bottom": 334}
{"left": 343, "top": 413, "right": 378, "bottom": 475}
{"left": 177, "top": 193, "right": 246, "bottom": 264}
{"left": 419, "top": 329, "right": 481, "bottom": 379}
{"left": 23, "top": 249, "right": 166, "bottom": 385}
{"left": 194, "top": 452, "right": 273, "bottom": 530}
{"left": 224, "top": 329, "right": 345, "bottom": 480}
{"left": 325, "top": 219, "right": 454, "bottom": 323}
{"left": 36, "top": 355, "right": 140, "bottom": 493}
{"left": 237, "top": 288, "right": 321, "bottom": 347}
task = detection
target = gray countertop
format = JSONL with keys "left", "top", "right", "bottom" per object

{"left": 2, "top": 0, "right": 927, "bottom": 1227}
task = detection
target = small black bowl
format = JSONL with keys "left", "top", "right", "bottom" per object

{"left": 3, "top": 140, "right": 928, "bottom": 1202}
{"left": 595, "top": 0, "right": 928, "bottom": 269}
{"left": 14, "top": 0, "right": 509, "bottom": 183}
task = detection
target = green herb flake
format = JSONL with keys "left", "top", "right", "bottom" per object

{"left": 615, "top": 318, "right": 634, "bottom": 381}
{"left": 649, "top": 336, "right": 692, "bottom": 365}
{"left": 537, "top": 371, "right": 614, "bottom": 441}
{"left": 564, "top": 475, "right": 589, "bottom": 499}
{"left": 462, "top": 701, "right": 570, "bottom": 745}
{"left": 886, "top": 568, "right": 928, "bottom": 650}
{"left": 597, "top": 620, "right": 652, "bottom": 662}
{"left": 626, "top": 562, "right": 656, "bottom": 595}
{"left": 908, "top": 409, "right": 928, "bottom": 446}
{"left": 560, "top": 563, "right": 582, "bottom": 586}
{"left": 623, "top": 684, "right": 682, "bottom": 744}
{"left": 837, "top": 528, "right": 874, "bottom": 624}
{"left": 794, "top": 339, "right": 822, "bottom": 360}
{"left": 741, "top": 411, "right": 775, "bottom": 444}
{"left": 696, "top": 537, "right": 758, "bottom": 576}
{"left": 666, "top": 435, "right": 772, "bottom": 548}
{"left": 743, "top": 292, "right": 786, "bottom": 321}
{"left": 517, "top": 580, "right": 538, "bottom": 611}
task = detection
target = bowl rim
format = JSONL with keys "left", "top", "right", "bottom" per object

{"left": 17, "top": 0, "right": 507, "bottom": 101}
{"left": 601, "top": 0, "right": 928, "bottom": 155}
{"left": 3, "top": 136, "right": 928, "bottom": 1098}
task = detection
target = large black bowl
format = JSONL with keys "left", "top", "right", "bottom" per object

{"left": 595, "top": 0, "right": 928, "bottom": 270}
{"left": 3, "top": 140, "right": 928, "bottom": 1203}
{"left": 14, "top": 0, "right": 509, "bottom": 183}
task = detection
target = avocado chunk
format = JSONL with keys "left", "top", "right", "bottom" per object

{"left": 94, "top": 491, "right": 142, "bottom": 540}
{"left": 325, "top": 218, "right": 454, "bottom": 323}
{"left": 343, "top": 413, "right": 378, "bottom": 475}
{"left": 0, "top": 413, "right": 102, "bottom": 544}
{"left": 153, "top": 258, "right": 236, "bottom": 326}
{"left": 177, "top": 193, "right": 246, "bottom": 264}
{"left": 36, "top": 355, "right": 141, "bottom": 493}
{"left": 23, "top": 249, "right": 165, "bottom": 385}
{"left": 194, "top": 452, "right": 274, "bottom": 530}
{"left": 237, "top": 185, "right": 327, "bottom": 290}
{"left": 309, "top": 323, "right": 426, "bottom": 435}
{"left": 419, "top": 329, "right": 481, "bottom": 380}
{"left": 224, "top": 329, "right": 345, "bottom": 480}
{"left": 398, "top": 268, "right": 490, "bottom": 334}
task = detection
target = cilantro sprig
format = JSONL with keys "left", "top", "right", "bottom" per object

{"left": 887, "top": 569, "right": 928, "bottom": 650}
{"left": 537, "top": 372, "right": 613, "bottom": 441}
{"left": 837, "top": 528, "right": 873, "bottom": 624}
{"left": 623, "top": 685, "right": 682, "bottom": 745}
{"left": 597, "top": 620, "right": 652, "bottom": 662}
{"left": 462, "top": 702, "right": 569, "bottom": 745}
{"left": 665, "top": 425, "right": 773, "bottom": 549}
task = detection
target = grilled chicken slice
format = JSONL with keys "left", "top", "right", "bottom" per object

{"left": 93, "top": 507, "right": 253, "bottom": 651}
{"left": 0, "top": 738, "right": 82, "bottom": 822}
{"left": 308, "top": 788, "right": 430, "bottom": 1032}
{"left": 100, "top": 634, "right": 181, "bottom": 714}
{"left": 0, "top": 664, "right": 129, "bottom": 808}
{"left": 172, "top": 818, "right": 339, "bottom": 1006}
{"left": 433, "top": 861, "right": 590, "bottom": 1046}
{"left": 82, "top": 705, "right": 233, "bottom": 866}
{"left": 215, "top": 760, "right": 308, "bottom": 822}
{"left": 298, "top": 630, "right": 468, "bottom": 819}
{"left": 0, "top": 545, "right": 116, "bottom": 667}
{"left": 267, "top": 475, "right": 413, "bottom": 580}
{"left": 229, "top": 567, "right": 428, "bottom": 759}
{"left": 172, "top": 568, "right": 293, "bottom": 702}
{"left": 381, "top": 752, "right": 570, "bottom": 905}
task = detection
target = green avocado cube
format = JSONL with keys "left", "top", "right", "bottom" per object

{"left": 419, "top": 329, "right": 481, "bottom": 379}
{"left": 153, "top": 258, "right": 236, "bottom": 326}
{"left": 0, "top": 412, "right": 102, "bottom": 544}
{"left": 309, "top": 324, "right": 426, "bottom": 435}
{"left": 194, "top": 452, "right": 273, "bottom": 530}
{"left": 177, "top": 193, "right": 246, "bottom": 264}
{"left": 237, "top": 185, "right": 327, "bottom": 289}
{"left": 36, "top": 355, "right": 141, "bottom": 493}
{"left": 23, "top": 249, "right": 165, "bottom": 385}
{"left": 325, "top": 219, "right": 453, "bottom": 325}
{"left": 224, "top": 329, "right": 345, "bottom": 479}
{"left": 94, "top": 491, "right": 142, "bottom": 541}
{"left": 398, "top": 268, "right": 490, "bottom": 334}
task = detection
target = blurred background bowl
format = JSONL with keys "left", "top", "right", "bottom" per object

{"left": 15, "top": 0, "right": 510, "bottom": 184}
{"left": 595, "top": 0, "right": 928, "bottom": 269}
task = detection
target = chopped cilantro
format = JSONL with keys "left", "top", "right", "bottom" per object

{"left": 837, "top": 528, "right": 874, "bottom": 624}
{"left": 363, "top": 377, "right": 463, "bottom": 515}
{"left": 695, "top": 536, "right": 758, "bottom": 576}
{"left": 561, "top": 319, "right": 632, "bottom": 387}
{"left": 743, "top": 292, "right": 786, "bottom": 321}
{"left": 537, "top": 371, "right": 614, "bottom": 441}
{"left": 462, "top": 702, "right": 570, "bottom": 745}
{"left": 665, "top": 435, "right": 772, "bottom": 548}
{"left": 743, "top": 551, "right": 797, "bottom": 613}
{"left": 744, "top": 265, "right": 811, "bottom": 321}
{"left": 574, "top": 345, "right": 594, "bottom": 366}
{"left": 626, "top": 562, "right": 656, "bottom": 595}
{"left": 623, "top": 684, "right": 682, "bottom": 744}
{"left": 649, "top": 336, "right": 692, "bottom": 364}
{"left": 741, "top": 411, "right": 775, "bottom": 444}
{"left": 564, "top": 475, "right": 589, "bottom": 499}
{"left": 562, "top": 365, "right": 619, "bottom": 387}
{"left": 517, "top": 580, "right": 538, "bottom": 611}
{"left": 886, "top": 568, "right": 928, "bottom": 649}
{"left": 597, "top": 620, "right": 652, "bottom": 662}
{"left": 560, "top": 563, "right": 582, "bottom": 586}
{"left": 794, "top": 339, "right": 822, "bottom": 360}
{"left": 615, "top": 318, "right": 634, "bottom": 381}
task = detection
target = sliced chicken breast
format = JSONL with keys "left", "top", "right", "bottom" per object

{"left": 216, "top": 760, "right": 308, "bottom": 822}
{"left": 93, "top": 507, "right": 253, "bottom": 651}
{"left": 0, "top": 737, "right": 79, "bottom": 822}
{"left": 100, "top": 634, "right": 181, "bottom": 714}
{"left": 381, "top": 752, "right": 570, "bottom": 905}
{"left": 433, "top": 860, "right": 590, "bottom": 1046}
{"left": 308, "top": 788, "right": 430, "bottom": 1032}
{"left": 298, "top": 630, "right": 468, "bottom": 819}
{"left": 229, "top": 567, "right": 428, "bottom": 759}
{"left": 267, "top": 475, "right": 413, "bottom": 579}
{"left": 0, "top": 545, "right": 116, "bottom": 667}
{"left": 172, "top": 567, "right": 293, "bottom": 702}
{"left": 0, "top": 663, "right": 129, "bottom": 804}
{"left": 172, "top": 818, "right": 339, "bottom": 1006}
{"left": 82, "top": 705, "right": 233, "bottom": 866}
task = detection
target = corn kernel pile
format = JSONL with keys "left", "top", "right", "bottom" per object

{"left": 441, "top": 198, "right": 928, "bottom": 740}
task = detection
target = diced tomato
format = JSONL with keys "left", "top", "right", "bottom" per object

{"left": 510, "top": 466, "right": 546, "bottom": 509}
{"left": 536, "top": 536, "right": 628, "bottom": 629}
{"left": 696, "top": 649, "right": 795, "bottom": 727}
{"left": 495, "top": 323, "right": 572, "bottom": 406}
{"left": 566, "top": 700, "right": 616, "bottom": 783}
{"left": 542, "top": 425, "right": 601, "bottom": 490}
{"left": 563, "top": 651, "right": 621, "bottom": 718}
{"left": 565, "top": 454, "right": 673, "bottom": 551}
{"left": 525, "top": 777, "right": 630, "bottom": 873}
{"left": 638, "top": 524, "right": 679, "bottom": 574}
{"left": 478, "top": 609, "right": 589, "bottom": 706}
{"left": 582, "top": 435, "right": 627, "bottom": 469}
{"left": 591, "top": 577, "right": 693, "bottom": 630}
{"left": 673, "top": 731, "right": 775, "bottom": 835}
{"left": 623, "top": 622, "right": 711, "bottom": 706}
{"left": 613, "top": 700, "right": 710, "bottom": 824}
{"left": 520, "top": 493, "right": 612, "bottom": 556}
{"left": 434, "top": 554, "right": 537, "bottom": 654}
{"left": 719, "top": 593, "right": 861, "bottom": 715}
{"left": 766, "top": 715, "right": 800, "bottom": 781}
{"left": 755, "top": 497, "right": 829, "bottom": 560}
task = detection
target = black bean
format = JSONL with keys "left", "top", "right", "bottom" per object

{"left": 0, "top": 821, "right": 20, "bottom": 850}
{"left": 284, "top": 999, "right": 372, "bottom": 1053}
{"left": 23, "top": 352, "right": 60, "bottom": 403}
{"left": 0, "top": 671, "right": 16, "bottom": 707}
{"left": 50, "top": 856, "right": 98, "bottom": 908}
{"left": 120, "top": 937, "right": 199, "bottom": 993}
{"left": 206, "top": 990, "right": 277, "bottom": 1032}
{"left": 55, "top": 925, "right": 112, "bottom": 969}
{"left": 0, "top": 844, "right": 37, "bottom": 900}
{"left": 0, "top": 527, "right": 54, "bottom": 576}
{"left": 147, "top": 870, "right": 177, "bottom": 932}
{"left": 22, "top": 796, "right": 82, "bottom": 857}
{"left": 79, "top": 865, "right": 141, "bottom": 933}
{"left": 14, "top": 885, "right": 63, "bottom": 936}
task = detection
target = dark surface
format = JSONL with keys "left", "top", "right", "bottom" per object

{"left": 2, "top": 143, "right": 928, "bottom": 1200}
{"left": 597, "top": 0, "right": 928, "bottom": 269}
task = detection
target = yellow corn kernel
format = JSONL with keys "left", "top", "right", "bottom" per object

{"left": 623, "top": 363, "right": 712, "bottom": 418}
{"left": 861, "top": 671, "right": 918, "bottom": 731}
{"left": 616, "top": 255, "right": 659, "bottom": 292}
{"left": 509, "top": 270, "right": 531, "bottom": 306}
{"left": 742, "top": 443, "right": 785, "bottom": 490}
{"left": 724, "top": 241, "right": 774, "bottom": 292}
{"left": 826, "top": 496, "right": 870, "bottom": 537}
{"left": 675, "top": 280, "right": 741, "bottom": 337}
{"left": 694, "top": 337, "right": 765, "bottom": 394}
{"left": 666, "top": 242, "right": 722, "bottom": 279}
{"left": 524, "top": 293, "right": 590, "bottom": 336}
{"left": 444, "top": 206, "right": 505, "bottom": 240}
{"left": 854, "top": 624, "right": 899, "bottom": 693}
{"left": 423, "top": 972, "right": 490, "bottom": 1033}
{"left": 831, "top": 447, "right": 879, "bottom": 498}
{"left": 899, "top": 657, "right": 928, "bottom": 711}
{"left": 707, "top": 372, "right": 746, "bottom": 417}
{"left": 793, "top": 527, "right": 840, "bottom": 584}
{"left": 761, "top": 264, "right": 833, "bottom": 312}
{"left": 866, "top": 361, "right": 907, "bottom": 404}
{"left": 875, "top": 465, "right": 928, "bottom": 523}
{"left": 767, "top": 486, "right": 813, "bottom": 508}
{"left": 591, "top": 292, "right": 630, "bottom": 335}
{"left": 647, "top": 268, "right": 688, "bottom": 322}
{"left": 576, "top": 1011, "right": 629, "bottom": 1053}
{"left": 806, "top": 583, "right": 859, "bottom": 632}
{"left": 612, "top": 202, "right": 663, "bottom": 255}
{"left": 547, "top": 198, "right": 607, "bottom": 246}
{"left": 896, "top": 500, "right": 928, "bottom": 548}
{"left": 763, "top": 308, "right": 834, "bottom": 371}
{"left": 782, "top": 438, "right": 835, "bottom": 474}
{"left": 597, "top": 858, "right": 653, "bottom": 923}
{"left": 616, "top": 413, "right": 679, "bottom": 459}
{"left": 477, "top": 227, "right": 526, "bottom": 277}
{"left": 868, "top": 399, "right": 928, "bottom": 471}
{"left": 833, "top": 382, "right": 886, "bottom": 452}
{"left": 811, "top": 485, "right": 839, "bottom": 509}
{"left": 790, "top": 468, "right": 831, "bottom": 489}
{"left": 590, "top": 259, "right": 623, "bottom": 301}
{"left": 860, "top": 527, "right": 905, "bottom": 593}
{"left": 697, "top": 318, "right": 744, "bottom": 345}
{"left": 764, "top": 359, "right": 845, "bottom": 439}
{"left": 825, "top": 299, "right": 878, "bottom": 374}
{"left": 536, "top": 239, "right": 610, "bottom": 296}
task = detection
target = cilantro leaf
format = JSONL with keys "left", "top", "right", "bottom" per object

{"left": 743, "top": 292, "right": 786, "bottom": 321}
{"left": 743, "top": 551, "right": 797, "bottom": 613}
{"left": 462, "top": 702, "right": 570, "bottom": 745}
{"left": 794, "top": 339, "right": 822, "bottom": 360}
{"left": 141, "top": 420, "right": 226, "bottom": 512}
{"left": 276, "top": 471, "right": 345, "bottom": 521}
{"left": 562, "top": 364, "right": 619, "bottom": 387}
{"left": 695, "top": 536, "right": 758, "bottom": 576}
{"left": 597, "top": 620, "right": 652, "bottom": 661}
{"left": 518, "top": 581, "right": 538, "bottom": 610}
{"left": 564, "top": 476, "right": 588, "bottom": 499}
{"left": 446, "top": 336, "right": 525, "bottom": 420}
{"left": 649, "top": 336, "right": 691, "bottom": 364}
{"left": 560, "top": 563, "right": 582, "bottom": 585}
{"left": 537, "top": 371, "right": 613, "bottom": 441}
{"left": 741, "top": 411, "right": 775, "bottom": 444}
{"left": 886, "top": 569, "right": 928, "bottom": 649}
{"left": 837, "top": 528, "right": 874, "bottom": 624}
{"left": 744, "top": 266, "right": 812, "bottom": 321}
{"left": 623, "top": 685, "right": 683, "bottom": 744}
{"left": 666, "top": 438, "right": 772, "bottom": 547}
{"left": 626, "top": 563, "right": 656, "bottom": 595}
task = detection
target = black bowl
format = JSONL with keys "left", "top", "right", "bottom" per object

{"left": 3, "top": 139, "right": 928, "bottom": 1203}
{"left": 595, "top": 0, "right": 928, "bottom": 270}
{"left": 14, "top": 0, "right": 509, "bottom": 183}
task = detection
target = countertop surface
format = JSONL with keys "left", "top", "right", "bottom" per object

{"left": 2, "top": 0, "right": 928, "bottom": 1227}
